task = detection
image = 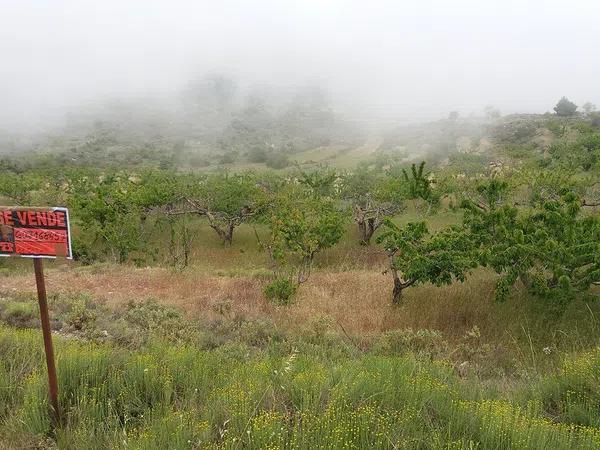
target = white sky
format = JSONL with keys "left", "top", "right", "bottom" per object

{"left": 1, "top": 0, "right": 599, "bottom": 129}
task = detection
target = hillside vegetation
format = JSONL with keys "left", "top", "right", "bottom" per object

{"left": 0, "top": 107, "right": 599, "bottom": 449}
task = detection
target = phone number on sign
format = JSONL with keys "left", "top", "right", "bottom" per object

{"left": 14, "top": 228, "right": 67, "bottom": 243}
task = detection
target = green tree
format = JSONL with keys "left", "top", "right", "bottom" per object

{"left": 341, "top": 168, "right": 404, "bottom": 245}
{"left": 184, "top": 172, "right": 267, "bottom": 245}
{"left": 133, "top": 170, "right": 193, "bottom": 268}
{"left": 376, "top": 220, "right": 474, "bottom": 304}
{"left": 548, "top": 133, "right": 600, "bottom": 172}
{"left": 462, "top": 180, "right": 600, "bottom": 302}
{"left": 296, "top": 166, "right": 339, "bottom": 198}
{"left": 70, "top": 172, "right": 144, "bottom": 263}
{"left": 554, "top": 97, "right": 578, "bottom": 117}
{"left": 265, "top": 185, "right": 345, "bottom": 286}
{"left": 0, "top": 172, "right": 43, "bottom": 205}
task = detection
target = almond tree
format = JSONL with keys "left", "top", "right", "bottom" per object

{"left": 265, "top": 184, "right": 345, "bottom": 285}
{"left": 461, "top": 180, "right": 600, "bottom": 301}
{"left": 184, "top": 172, "right": 267, "bottom": 245}
{"left": 70, "top": 172, "right": 144, "bottom": 263}
{"left": 133, "top": 169, "right": 193, "bottom": 268}
{"left": 341, "top": 168, "right": 404, "bottom": 245}
{"left": 377, "top": 220, "right": 474, "bottom": 304}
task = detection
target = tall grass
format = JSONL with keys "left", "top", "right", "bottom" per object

{"left": 1, "top": 326, "right": 599, "bottom": 449}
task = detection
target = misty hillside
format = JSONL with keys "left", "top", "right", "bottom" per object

{"left": 1, "top": 89, "right": 599, "bottom": 176}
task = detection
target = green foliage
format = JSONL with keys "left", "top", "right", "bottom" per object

{"left": 491, "top": 117, "right": 538, "bottom": 144}
{"left": 400, "top": 161, "right": 440, "bottom": 208}
{"left": 554, "top": 97, "right": 578, "bottom": 117}
{"left": 264, "top": 152, "right": 291, "bottom": 169}
{"left": 549, "top": 133, "right": 600, "bottom": 171}
{"left": 518, "top": 169, "right": 582, "bottom": 205}
{"left": 526, "top": 350, "right": 600, "bottom": 428}
{"left": 462, "top": 181, "right": 600, "bottom": 302}
{"left": 263, "top": 278, "right": 297, "bottom": 305}
{"left": 297, "top": 166, "right": 339, "bottom": 197}
{"left": 70, "top": 172, "right": 145, "bottom": 263}
{"left": 447, "top": 152, "right": 491, "bottom": 174}
{"left": 0, "top": 171, "right": 44, "bottom": 205}
{"left": 376, "top": 220, "right": 474, "bottom": 303}
{"left": 546, "top": 119, "right": 568, "bottom": 137}
{"left": 267, "top": 185, "right": 345, "bottom": 284}
{"left": 341, "top": 167, "right": 405, "bottom": 244}
{"left": 573, "top": 121, "right": 594, "bottom": 134}
{"left": 2, "top": 327, "right": 600, "bottom": 449}
{"left": 503, "top": 144, "right": 537, "bottom": 159}
{"left": 186, "top": 172, "right": 268, "bottom": 244}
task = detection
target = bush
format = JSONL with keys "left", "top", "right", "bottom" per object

{"left": 247, "top": 146, "right": 268, "bottom": 163}
{"left": 64, "top": 298, "right": 97, "bottom": 332}
{"left": 0, "top": 301, "right": 37, "bottom": 328}
{"left": 237, "top": 319, "right": 282, "bottom": 347}
{"left": 264, "top": 278, "right": 297, "bottom": 305}
{"left": 70, "top": 241, "right": 97, "bottom": 265}
{"left": 492, "top": 118, "right": 538, "bottom": 144}
{"left": 545, "top": 119, "right": 567, "bottom": 137}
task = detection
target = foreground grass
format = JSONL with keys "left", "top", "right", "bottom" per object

{"left": 1, "top": 327, "right": 599, "bottom": 449}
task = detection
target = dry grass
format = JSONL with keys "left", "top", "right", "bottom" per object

{"left": 5, "top": 263, "right": 592, "bottom": 347}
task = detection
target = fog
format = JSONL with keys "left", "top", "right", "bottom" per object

{"left": 1, "top": 0, "right": 599, "bottom": 131}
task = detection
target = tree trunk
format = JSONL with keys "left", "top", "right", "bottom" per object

{"left": 388, "top": 258, "right": 414, "bottom": 305}
{"left": 357, "top": 217, "right": 378, "bottom": 245}
{"left": 182, "top": 221, "right": 191, "bottom": 268}
{"left": 209, "top": 223, "right": 235, "bottom": 245}
{"left": 365, "top": 218, "right": 377, "bottom": 244}
{"left": 169, "top": 220, "right": 177, "bottom": 267}
{"left": 297, "top": 256, "right": 313, "bottom": 284}
{"left": 225, "top": 222, "right": 235, "bottom": 245}
{"left": 392, "top": 271, "right": 404, "bottom": 304}
{"left": 357, "top": 219, "right": 368, "bottom": 245}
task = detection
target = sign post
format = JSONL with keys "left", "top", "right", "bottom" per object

{"left": 33, "top": 258, "right": 60, "bottom": 425}
{"left": 0, "top": 206, "right": 72, "bottom": 427}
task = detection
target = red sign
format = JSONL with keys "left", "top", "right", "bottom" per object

{"left": 0, "top": 207, "right": 72, "bottom": 258}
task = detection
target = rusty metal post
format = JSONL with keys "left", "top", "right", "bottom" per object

{"left": 33, "top": 258, "right": 60, "bottom": 426}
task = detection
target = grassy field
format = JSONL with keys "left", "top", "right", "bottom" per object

{"left": 1, "top": 326, "right": 600, "bottom": 449}
{"left": 0, "top": 187, "right": 599, "bottom": 448}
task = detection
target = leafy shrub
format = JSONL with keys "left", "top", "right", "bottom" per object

{"left": 448, "top": 152, "right": 490, "bottom": 174}
{"left": 0, "top": 301, "right": 37, "bottom": 328}
{"left": 549, "top": 133, "right": 600, "bottom": 171}
{"left": 64, "top": 298, "right": 97, "bottom": 332}
{"left": 545, "top": 119, "right": 568, "bottom": 137}
{"left": 264, "top": 278, "right": 297, "bottom": 305}
{"left": 237, "top": 319, "right": 282, "bottom": 347}
{"left": 573, "top": 121, "right": 594, "bottom": 134}
{"left": 492, "top": 118, "right": 538, "bottom": 144}
{"left": 247, "top": 146, "right": 268, "bottom": 163}
{"left": 70, "top": 240, "right": 98, "bottom": 265}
